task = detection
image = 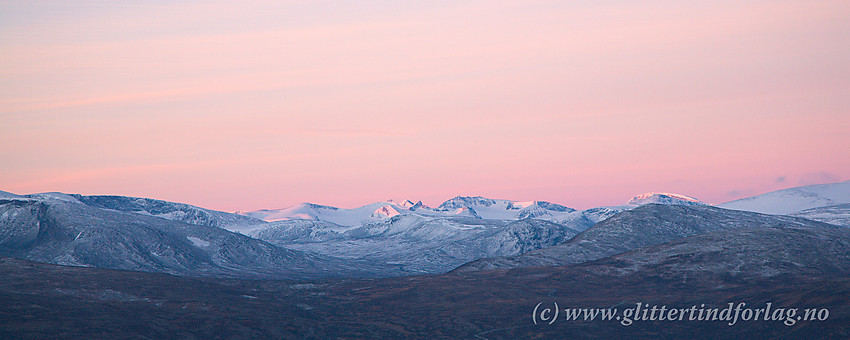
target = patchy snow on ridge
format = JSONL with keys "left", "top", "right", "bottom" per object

{"left": 792, "top": 203, "right": 850, "bottom": 227}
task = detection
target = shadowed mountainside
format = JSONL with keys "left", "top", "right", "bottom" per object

{"left": 0, "top": 199, "right": 394, "bottom": 279}
{"left": 254, "top": 216, "right": 579, "bottom": 274}
{"left": 454, "top": 204, "right": 839, "bottom": 272}
{"left": 2, "top": 223, "right": 849, "bottom": 338}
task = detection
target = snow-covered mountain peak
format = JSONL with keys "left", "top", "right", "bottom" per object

{"left": 241, "top": 202, "right": 331, "bottom": 222}
{"left": 434, "top": 197, "right": 576, "bottom": 220}
{"left": 453, "top": 206, "right": 482, "bottom": 218}
{"left": 628, "top": 193, "right": 705, "bottom": 206}
{"left": 438, "top": 196, "right": 497, "bottom": 210}
{"left": 241, "top": 196, "right": 583, "bottom": 225}
{"left": 372, "top": 205, "right": 402, "bottom": 219}
{"left": 719, "top": 180, "right": 850, "bottom": 215}
{"left": 387, "top": 199, "right": 428, "bottom": 210}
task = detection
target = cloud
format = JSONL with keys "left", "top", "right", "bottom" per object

{"left": 775, "top": 176, "right": 787, "bottom": 184}
{"left": 0, "top": 89, "right": 203, "bottom": 115}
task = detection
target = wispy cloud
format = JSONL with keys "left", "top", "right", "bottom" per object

{"left": 1, "top": 0, "right": 848, "bottom": 210}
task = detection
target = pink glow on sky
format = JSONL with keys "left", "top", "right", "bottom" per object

{"left": 1, "top": 1, "right": 849, "bottom": 212}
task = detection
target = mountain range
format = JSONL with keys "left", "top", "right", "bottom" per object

{"left": 2, "top": 180, "right": 849, "bottom": 337}
{"left": 0, "top": 190, "right": 712, "bottom": 278}
{"left": 2, "top": 215, "right": 848, "bottom": 338}
{"left": 237, "top": 193, "right": 704, "bottom": 228}
{"left": 0, "top": 197, "right": 393, "bottom": 279}
{"left": 2, "top": 181, "right": 848, "bottom": 279}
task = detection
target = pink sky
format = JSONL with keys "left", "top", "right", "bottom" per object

{"left": 1, "top": 0, "right": 848, "bottom": 212}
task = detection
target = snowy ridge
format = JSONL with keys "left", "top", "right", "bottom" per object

{"left": 241, "top": 203, "right": 340, "bottom": 222}
{"left": 3, "top": 181, "right": 847, "bottom": 279}
{"left": 69, "top": 195, "right": 267, "bottom": 231}
{"left": 242, "top": 197, "right": 579, "bottom": 226}
{"left": 26, "top": 192, "right": 82, "bottom": 203}
{"left": 2, "top": 193, "right": 268, "bottom": 232}
{"left": 719, "top": 180, "right": 850, "bottom": 215}
{"left": 238, "top": 191, "right": 712, "bottom": 232}
{"left": 627, "top": 192, "right": 705, "bottom": 206}
{"left": 0, "top": 190, "right": 29, "bottom": 200}
{"left": 231, "top": 192, "right": 708, "bottom": 267}
{"left": 242, "top": 202, "right": 422, "bottom": 226}
{"left": 436, "top": 196, "right": 576, "bottom": 220}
